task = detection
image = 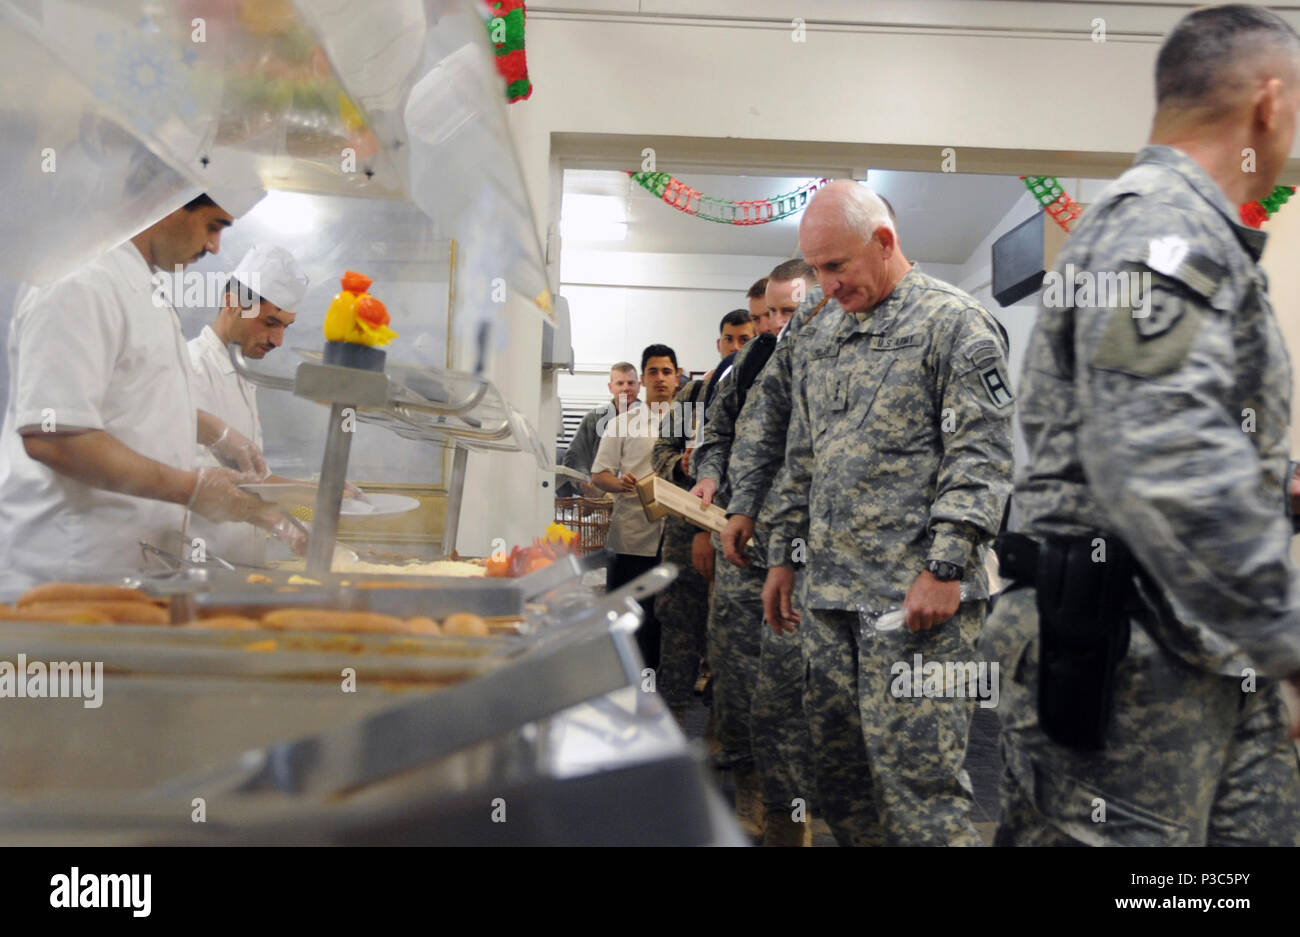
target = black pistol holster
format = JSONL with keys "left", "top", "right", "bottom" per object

{"left": 994, "top": 532, "right": 1135, "bottom": 751}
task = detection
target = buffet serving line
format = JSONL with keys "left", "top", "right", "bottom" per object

{"left": 0, "top": 0, "right": 740, "bottom": 845}
{"left": 0, "top": 559, "right": 738, "bottom": 845}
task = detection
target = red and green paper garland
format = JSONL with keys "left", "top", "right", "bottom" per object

{"left": 1025, "top": 175, "right": 1296, "bottom": 232}
{"left": 1241, "top": 186, "right": 1296, "bottom": 228}
{"left": 627, "top": 167, "right": 1299, "bottom": 231}
{"left": 485, "top": 1, "right": 531, "bottom": 102}
{"left": 1020, "top": 176, "right": 1083, "bottom": 233}
{"left": 627, "top": 171, "right": 828, "bottom": 226}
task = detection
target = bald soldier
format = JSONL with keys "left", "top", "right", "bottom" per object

{"left": 763, "top": 182, "right": 1014, "bottom": 846}
{"left": 983, "top": 4, "right": 1300, "bottom": 846}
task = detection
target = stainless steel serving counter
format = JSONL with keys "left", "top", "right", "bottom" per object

{"left": 0, "top": 561, "right": 743, "bottom": 845}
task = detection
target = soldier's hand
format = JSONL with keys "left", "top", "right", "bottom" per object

{"left": 763, "top": 565, "right": 800, "bottom": 635}
{"left": 681, "top": 446, "right": 693, "bottom": 477}
{"left": 1290, "top": 465, "right": 1300, "bottom": 516}
{"left": 691, "top": 531, "right": 715, "bottom": 581}
{"left": 903, "top": 570, "right": 961, "bottom": 631}
{"left": 722, "top": 514, "right": 755, "bottom": 568}
{"left": 690, "top": 477, "right": 717, "bottom": 506}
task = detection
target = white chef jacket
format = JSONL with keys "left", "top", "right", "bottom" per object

{"left": 189, "top": 324, "right": 263, "bottom": 452}
{"left": 0, "top": 242, "right": 198, "bottom": 599}
{"left": 590, "top": 402, "right": 665, "bottom": 557}
{"left": 185, "top": 324, "right": 267, "bottom": 566}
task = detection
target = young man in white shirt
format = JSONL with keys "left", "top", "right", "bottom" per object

{"left": 591, "top": 344, "right": 678, "bottom": 669}
{"left": 188, "top": 244, "right": 306, "bottom": 566}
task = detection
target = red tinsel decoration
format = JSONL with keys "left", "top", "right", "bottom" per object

{"left": 1240, "top": 202, "right": 1269, "bottom": 228}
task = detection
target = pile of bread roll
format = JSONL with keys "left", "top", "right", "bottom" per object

{"left": 0, "top": 583, "right": 169, "bottom": 624}
{"left": 0, "top": 583, "right": 491, "bottom": 638}
{"left": 195, "top": 610, "right": 490, "bottom": 637}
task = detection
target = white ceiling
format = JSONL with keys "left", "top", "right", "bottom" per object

{"left": 562, "top": 168, "right": 1037, "bottom": 264}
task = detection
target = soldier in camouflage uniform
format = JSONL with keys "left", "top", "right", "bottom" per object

{"left": 715, "top": 277, "right": 832, "bottom": 846}
{"left": 981, "top": 5, "right": 1300, "bottom": 846}
{"left": 692, "top": 266, "right": 815, "bottom": 840}
{"left": 652, "top": 377, "right": 711, "bottom": 722}
{"left": 651, "top": 311, "right": 755, "bottom": 721}
{"left": 764, "top": 181, "right": 1014, "bottom": 846}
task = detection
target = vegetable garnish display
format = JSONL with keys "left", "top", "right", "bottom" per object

{"left": 485, "top": 523, "right": 578, "bottom": 577}
{"left": 324, "top": 270, "right": 396, "bottom": 347}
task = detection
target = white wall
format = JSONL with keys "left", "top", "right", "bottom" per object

{"left": 558, "top": 249, "right": 789, "bottom": 394}
{"left": 917, "top": 262, "right": 963, "bottom": 286}
{"left": 557, "top": 247, "right": 962, "bottom": 401}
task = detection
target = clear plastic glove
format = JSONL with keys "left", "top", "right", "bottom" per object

{"left": 342, "top": 481, "right": 365, "bottom": 500}
{"left": 269, "top": 514, "right": 310, "bottom": 556}
{"left": 210, "top": 425, "right": 268, "bottom": 478}
{"left": 187, "top": 467, "right": 273, "bottom": 524}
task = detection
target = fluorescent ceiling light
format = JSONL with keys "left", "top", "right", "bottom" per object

{"left": 561, "top": 219, "right": 628, "bottom": 241}
{"left": 561, "top": 193, "right": 629, "bottom": 241}
{"left": 247, "top": 189, "right": 319, "bottom": 239}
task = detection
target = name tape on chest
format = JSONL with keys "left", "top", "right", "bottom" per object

{"left": 867, "top": 334, "right": 923, "bottom": 351}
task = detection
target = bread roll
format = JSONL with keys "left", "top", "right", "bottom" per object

{"left": 404, "top": 616, "right": 442, "bottom": 635}
{"left": 0, "top": 603, "right": 114, "bottom": 624}
{"left": 260, "top": 608, "right": 410, "bottom": 634}
{"left": 441, "top": 612, "right": 489, "bottom": 637}
{"left": 21, "top": 600, "right": 170, "bottom": 625}
{"left": 17, "top": 583, "right": 156, "bottom": 608}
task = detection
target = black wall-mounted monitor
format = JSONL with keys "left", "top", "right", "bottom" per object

{"left": 991, "top": 210, "right": 1046, "bottom": 308}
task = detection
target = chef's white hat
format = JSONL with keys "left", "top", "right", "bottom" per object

{"left": 177, "top": 183, "right": 265, "bottom": 219}
{"left": 204, "top": 185, "right": 266, "bottom": 219}
{"left": 229, "top": 245, "right": 309, "bottom": 313}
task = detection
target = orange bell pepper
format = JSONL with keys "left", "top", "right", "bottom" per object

{"left": 341, "top": 270, "right": 373, "bottom": 294}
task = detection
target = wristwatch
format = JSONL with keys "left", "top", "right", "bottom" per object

{"left": 926, "top": 560, "right": 964, "bottom": 582}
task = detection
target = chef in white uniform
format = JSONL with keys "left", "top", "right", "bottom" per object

{"left": 0, "top": 189, "right": 297, "bottom": 600}
{"left": 187, "top": 244, "right": 306, "bottom": 566}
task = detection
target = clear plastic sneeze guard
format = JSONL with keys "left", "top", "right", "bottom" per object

{"left": 0, "top": 0, "right": 553, "bottom": 330}
{"left": 0, "top": 0, "right": 572, "bottom": 567}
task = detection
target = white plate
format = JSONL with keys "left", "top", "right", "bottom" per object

{"left": 240, "top": 484, "right": 419, "bottom": 517}
{"left": 345, "top": 493, "right": 420, "bottom": 517}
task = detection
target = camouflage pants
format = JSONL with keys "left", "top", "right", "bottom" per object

{"left": 799, "top": 604, "right": 985, "bottom": 846}
{"left": 981, "top": 588, "right": 1300, "bottom": 846}
{"left": 655, "top": 519, "right": 710, "bottom": 714}
{"left": 752, "top": 612, "right": 818, "bottom": 811}
{"left": 707, "top": 552, "right": 766, "bottom": 770}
